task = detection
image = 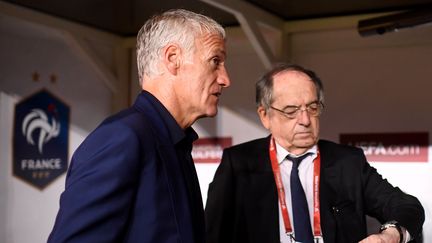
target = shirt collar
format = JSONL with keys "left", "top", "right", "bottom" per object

{"left": 275, "top": 141, "right": 318, "bottom": 164}
{"left": 142, "top": 90, "right": 198, "bottom": 145}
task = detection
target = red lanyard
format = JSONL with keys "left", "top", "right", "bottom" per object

{"left": 269, "top": 137, "right": 322, "bottom": 237}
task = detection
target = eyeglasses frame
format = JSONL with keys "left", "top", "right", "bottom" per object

{"left": 269, "top": 100, "right": 324, "bottom": 119}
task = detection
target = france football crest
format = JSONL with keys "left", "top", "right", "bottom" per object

{"left": 13, "top": 89, "right": 70, "bottom": 189}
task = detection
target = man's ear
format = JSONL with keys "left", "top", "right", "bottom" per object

{"left": 257, "top": 106, "right": 270, "bottom": 130}
{"left": 163, "top": 44, "right": 181, "bottom": 75}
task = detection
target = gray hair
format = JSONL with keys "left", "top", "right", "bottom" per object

{"left": 136, "top": 9, "right": 226, "bottom": 84}
{"left": 256, "top": 63, "right": 324, "bottom": 110}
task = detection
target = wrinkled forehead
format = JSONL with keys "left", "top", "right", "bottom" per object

{"left": 274, "top": 70, "right": 312, "bottom": 82}
{"left": 272, "top": 71, "right": 318, "bottom": 102}
{"left": 273, "top": 70, "right": 315, "bottom": 90}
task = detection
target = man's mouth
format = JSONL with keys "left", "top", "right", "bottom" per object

{"left": 213, "top": 92, "right": 221, "bottom": 97}
{"left": 296, "top": 131, "right": 312, "bottom": 136}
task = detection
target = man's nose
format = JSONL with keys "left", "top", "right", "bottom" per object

{"left": 218, "top": 67, "right": 231, "bottom": 87}
{"left": 297, "top": 109, "right": 311, "bottom": 126}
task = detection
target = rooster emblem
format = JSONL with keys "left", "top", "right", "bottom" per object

{"left": 22, "top": 108, "right": 60, "bottom": 154}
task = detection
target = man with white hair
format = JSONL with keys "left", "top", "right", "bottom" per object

{"left": 49, "top": 9, "right": 230, "bottom": 243}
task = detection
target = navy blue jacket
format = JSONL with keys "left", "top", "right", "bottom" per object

{"left": 48, "top": 91, "right": 204, "bottom": 243}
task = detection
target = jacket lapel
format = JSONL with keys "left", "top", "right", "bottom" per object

{"left": 247, "top": 136, "right": 280, "bottom": 243}
{"left": 157, "top": 146, "right": 195, "bottom": 242}
{"left": 133, "top": 92, "right": 195, "bottom": 242}
{"left": 318, "top": 140, "right": 340, "bottom": 243}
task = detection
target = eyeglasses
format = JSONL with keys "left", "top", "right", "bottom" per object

{"left": 270, "top": 101, "right": 324, "bottom": 119}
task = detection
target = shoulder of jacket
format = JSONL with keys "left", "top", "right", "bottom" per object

{"left": 225, "top": 136, "right": 269, "bottom": 152}
{"left": 319, "top": 139, "right": 362, "bottom": 151}
{"left": 318, "top": 139, "right": 366, "bottom": 160}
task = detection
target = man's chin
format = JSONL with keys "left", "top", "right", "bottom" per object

{"left": 294, "top": 137, "right": 317, "bottom": 148}
{"left": 206, "top": 107, "right": 218, "bottom": 117}
{"left": 198, "top": 108, "right": 218, "bottom": 119}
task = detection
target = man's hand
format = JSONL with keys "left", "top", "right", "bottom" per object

{"left": 358, "top": 227, "right": 400, "bottom": 243}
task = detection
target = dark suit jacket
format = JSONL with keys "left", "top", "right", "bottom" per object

{"left": 205, "top": 136, "right": 424, "bottom": 243}
{"left": 48, "top": 92, "right": 204, "bottom": 243}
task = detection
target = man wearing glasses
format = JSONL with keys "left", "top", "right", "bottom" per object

{"left": 205, "top": 63, "right": 424, "bottom": 243}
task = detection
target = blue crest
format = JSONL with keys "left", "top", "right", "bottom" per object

{"left": 13, "top": 89, "right": 70, "bottom": 189}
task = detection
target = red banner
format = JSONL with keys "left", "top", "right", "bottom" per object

{"left": 340, "top": 132, "right": 428, "bottom": 162}
{"left": 192, "top": 137, "right": 232, "bottom": 163}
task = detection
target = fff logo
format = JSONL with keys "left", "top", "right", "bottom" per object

{"left": 13, "top": 89, "right": 70, "bottom": 189}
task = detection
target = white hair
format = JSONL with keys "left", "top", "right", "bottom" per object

{"left": 136, "top": 9, "right": 225, "bottom": 84}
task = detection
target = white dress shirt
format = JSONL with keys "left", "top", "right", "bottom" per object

{"left": 276, "top": 142, "right": 410, "bottom": 243}
{"left": 275, "top": 142, "right": 323, "bottom": 243}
